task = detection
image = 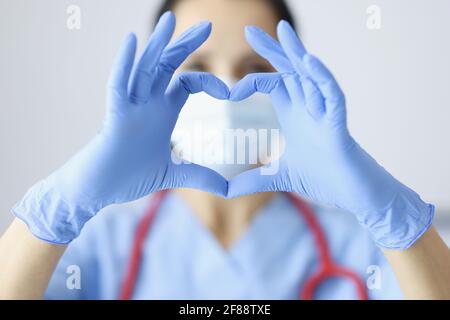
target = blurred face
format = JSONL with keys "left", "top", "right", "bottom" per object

{"left": 170, "top": 0, "right": 284, "bottom": 180}
{"left": 172, "top": 0, "right": 279, "bottom": 80}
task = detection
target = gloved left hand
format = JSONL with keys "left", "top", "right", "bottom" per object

{"left": 227, "top": 21, "right": 434, "bottom": 249}
{"left": 12, "top": 12, "right": 229, "bottom": 244}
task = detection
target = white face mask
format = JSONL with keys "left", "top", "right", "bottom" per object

{"left": 171, "top": 79, "right": 284, "bottom": 179}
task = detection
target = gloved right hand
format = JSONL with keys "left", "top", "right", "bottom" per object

{"left": 226, "top": 22, "right": 433, "bottom": 249}
{"left": 12, "top": 12, "right": 229, "bottom": 244}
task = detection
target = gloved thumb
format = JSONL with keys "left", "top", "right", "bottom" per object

{"left": 164, "top": 156, "right": 229, "bottom": 197}
{"left": 227, "top": 160, "right": 289, "bottom": 198}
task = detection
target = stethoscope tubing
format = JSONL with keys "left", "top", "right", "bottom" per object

{"left": 119, "top": 191, "right": 368, "bottom": 300}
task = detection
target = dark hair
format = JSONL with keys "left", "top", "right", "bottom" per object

{"left": 154, "top": 0, "right": 297, "bottom": 30}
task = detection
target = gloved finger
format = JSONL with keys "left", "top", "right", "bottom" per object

{"left": 227, "top": 161, "right": 290, "bottom": 198}
{"left": 155, "top": 21, "right": 212, "bottom": 91}
{"left": 273, "top": 21, "right": 308, "bottom": 107}
{"left": 302, "top": 54, "right": 346, "bottom": 121}
{"left": 243, "top": 25, "right": 305, "bottom": 106}
{"left": 229, "top": 73, "right": 292, "bottom": 119}
{"left": 229, "top": 72, "right": 284, "bottom": 101}
{"left": 165, "top": 72, "right": 229, "bottom": 110}
{"left": 269, "top": 78, "right": 292, "bottom": 110}
{"left": 277, "top": 20, "right": 308, "bottom": 76}
{"left": 281, "top": 73, "right": 305, "bottom": 107}
{"left": 301, "top": 77, "right": 326, "bottom": 120}
{"left": 244, "top": 26, "right": 294, "bottom": 73}
{"left": 107, "top": 33, "right": 137, "bottom": 98}
{"left": 129, "top": 11, "right": 176, "bottom": 104}
{"left": 166, "top": 159, "right": 228, "bottom": 197}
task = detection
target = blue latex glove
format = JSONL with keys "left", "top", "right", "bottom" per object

{"left": 12, "top": 12, "right": 229, "bottom": 244}
{"left": 227, "top": 21, "right": 434, "bottom": 249}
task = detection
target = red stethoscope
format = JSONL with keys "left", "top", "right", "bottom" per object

{"left": 119, "top": 191, "right": 368, "bottom": 300}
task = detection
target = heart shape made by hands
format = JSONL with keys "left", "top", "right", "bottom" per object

{"left": 171, "top": 86, "right": 286, "bottom": 186}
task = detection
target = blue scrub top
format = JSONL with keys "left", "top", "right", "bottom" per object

{"left": 45, "top": 192, "right": 403, "bottom": 300}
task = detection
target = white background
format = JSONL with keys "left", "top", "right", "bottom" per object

{"left": 1, "top": 0, "right": 449, "bottom": 241}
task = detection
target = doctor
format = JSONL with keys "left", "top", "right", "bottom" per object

{"left": 1, "top": 0, "right": 450, "bottom": 300}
